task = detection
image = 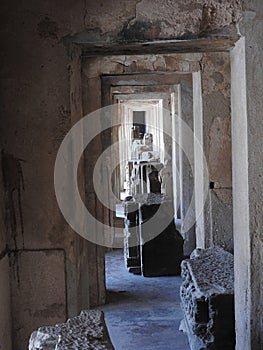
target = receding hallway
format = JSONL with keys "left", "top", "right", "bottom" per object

{"left": 99, "top": 249, "right": 190, "bottom": 350}
{"left": 1, "top": 1, "right": 263, "bottom": 349}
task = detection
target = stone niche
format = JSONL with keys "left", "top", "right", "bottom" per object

{"left": 180, "top": 247, "right": 234, "bottom": 350}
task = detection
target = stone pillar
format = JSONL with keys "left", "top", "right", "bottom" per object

{"left": 193, "top": 71, "right": 205, "bottom": 249}
{"left": 82, "top": 58, "right": 106, "bottom": 307}
{"left": 178, "top": 80, "right": 196, "bottom": 256}
{"left": 231, "top": 1, "right": 263, "bottom": 347}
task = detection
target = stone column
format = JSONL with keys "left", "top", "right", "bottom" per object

{"left": 178, "top": 79, "right": 196, "bottom": 256}
{"left": 231, "top": 1, "right": 263, "bottom": 347}
{"left": 193, "top": 71, "right": 205, "bottom": 249}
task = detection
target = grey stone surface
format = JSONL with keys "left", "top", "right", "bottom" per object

{"left": 29, "top": 310, "right": 113, "bottom": 350}
{"left": 187, "top": 247, "right": 234, "bottom": 296}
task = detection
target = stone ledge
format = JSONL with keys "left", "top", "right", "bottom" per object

{"left": 79, "top": 37, "right": 240, "bottom": 57}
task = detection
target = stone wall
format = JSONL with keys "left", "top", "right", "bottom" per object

{"left": 71, "top": 0, "right": 241, "bottom": 42}
{"left": 201, "top": 52, "right": 233, "bottom": 252}
{"left": 0, "top": 150, "right": 12, "bottom": 349}
{"left": 0, "top": 2, "right": 90, "bottom": 348}
{"left": 0, "top": 253, "right": 12, "bottom": 350}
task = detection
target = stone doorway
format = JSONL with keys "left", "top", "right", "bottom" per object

{"left": 69, "top": 35, "right": 248, "bottom": 348}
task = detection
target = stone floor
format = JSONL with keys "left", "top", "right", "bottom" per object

{"left": 98, "top": 249, "right": 190, "bottom": 350}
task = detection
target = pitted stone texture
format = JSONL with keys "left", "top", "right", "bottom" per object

{"left": 29, "top": 310, "right": 113, "bottom": 350}
{"left": 187, "top": 247, "right": 234, "bottom": 296}
{"left": 120, "top": 0, "right": 241, "bottom": 41}
{"left": 180, "top": 247, "right": 234, "bottom": 349}
{"left": 142, "top": 193, "right": 166, "bottom": 206}
{"left": 67, "top": 0, "right": 241, "bottom": 44}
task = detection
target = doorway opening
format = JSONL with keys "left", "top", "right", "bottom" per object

{"left": 80, "top": 49, "right": 236, "bottom": 348}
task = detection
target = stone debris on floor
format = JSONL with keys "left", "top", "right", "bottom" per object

{"left": 28, "top": 309, "right": 114, "bottom": 350}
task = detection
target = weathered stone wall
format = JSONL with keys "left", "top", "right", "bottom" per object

{"left": 0, "top": 2, "right": 88, "bottom": 349}
{"left": 75, "top": 0, "right": 241, "bottom": 42}
{"left": 9, "top": 250, "right": 67, "bottom": 349}
{"left": 201, "top": 52, "right": 233, "bottom": 252}
{"left": 0, "top": 150, "right": 12, "bottom": 349}
{"left": 0, "top": 155, "right": 12, "bottom": 349}
{"left": 0, "top": 253, "right": 12, "bottom": 350}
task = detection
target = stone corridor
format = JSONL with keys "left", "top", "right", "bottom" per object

{"left": 0, "top": 1, "right": 262, "bottom": 349}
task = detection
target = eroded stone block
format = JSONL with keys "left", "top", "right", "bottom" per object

{"left": 180, "top": 247, "right": 234, "bottom": 349}
{"left": 29, "top": 310, "right": 113, "bottom": 350}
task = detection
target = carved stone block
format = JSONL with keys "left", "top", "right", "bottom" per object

{"left": 180, "top": 247, "right": 234, "bottom": 349}
{"left": 28, "top": 310, "right": 113, "bottom": 350}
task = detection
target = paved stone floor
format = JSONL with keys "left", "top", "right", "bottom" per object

{"left": 99, "top": 249, "right": 190, "bottom": 350}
